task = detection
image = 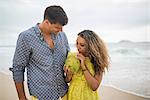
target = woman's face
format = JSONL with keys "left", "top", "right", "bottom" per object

{"left": 76, "top": 36, "right": 88, "bottom": 55}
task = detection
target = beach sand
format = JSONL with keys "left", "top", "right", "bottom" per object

{"left": 0, "top": 72, "right": 149, "bottom": 100}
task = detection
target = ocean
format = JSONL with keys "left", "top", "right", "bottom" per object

{"left": 0, "top": 41, "right": 150, "bottom": 97}
{"left": 104, "top": 41, "right": 150, "bottom": 98}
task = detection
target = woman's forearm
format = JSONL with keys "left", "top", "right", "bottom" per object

{"left": 81, "top": 63, "right": 102, "bottom": 91}
{"left": 83, "top": 70, "right": 102, "bottom": 91}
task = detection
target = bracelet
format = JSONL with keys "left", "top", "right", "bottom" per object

{"left": 82, "top": 69, "right": 87, "bottom": 72}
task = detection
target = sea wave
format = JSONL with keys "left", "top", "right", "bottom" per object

{"left": 109, "top": 47, "right": 150, "bottom": 57}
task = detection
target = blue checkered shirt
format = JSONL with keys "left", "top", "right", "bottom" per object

{"left": 10, "top": 24, "right": 70, "bottom": 100}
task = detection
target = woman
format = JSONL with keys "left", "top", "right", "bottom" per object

{"left": 62, "top": 30, "right": 110, "bottom": 100}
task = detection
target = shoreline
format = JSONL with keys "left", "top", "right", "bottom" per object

{"left": 102, "top": 84, "right": 150, "bottom": 99}
{"left": 0, "top": 71, "right": 150, "bottom": 100}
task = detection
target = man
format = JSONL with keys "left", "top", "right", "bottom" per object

{"left": 10, "top": 5, "right": 70, "bottom": 100}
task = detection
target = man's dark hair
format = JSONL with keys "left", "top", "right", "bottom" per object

{"left": 44, "top": 5, "right": 68, "bottom": 26}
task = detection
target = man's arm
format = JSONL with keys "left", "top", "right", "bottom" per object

{"left": 10, "top": 33, "right": 31, "bottom": 100}
{"left": 15, "top": 82, "right": 27, "bottom": 100}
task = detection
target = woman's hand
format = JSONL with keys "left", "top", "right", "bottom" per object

{"left": 64, "top": 66, "right": 73, "bottom": 75}
{"left": 64, "top": 65, "right": 73, "bottom": 82}
{"left": 76, "top": 53, "right": 85, "bottom": 60}
{"left": 76, "top": 53, "right": 86, "bottom": 70}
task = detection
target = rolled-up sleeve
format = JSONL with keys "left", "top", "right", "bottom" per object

{"left": 10, "top": 32, "right": 30, "bottom": 82}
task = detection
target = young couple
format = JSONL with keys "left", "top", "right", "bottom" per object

{"left": 10, "top": 5, "right": 109, "bottom": 100}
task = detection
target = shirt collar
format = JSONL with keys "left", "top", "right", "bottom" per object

{"left": 34, "top": 23, "right": 58, "bottom": 41}
{"left": 34, "top": 23, "right": 44, "bottom": 41}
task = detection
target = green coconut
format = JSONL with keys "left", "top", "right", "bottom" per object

{"left": 65, "top": 52, "right": 80, "bottom": 73}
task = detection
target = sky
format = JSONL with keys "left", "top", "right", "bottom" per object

{"left": 0, "top": 0, "right": 149, "bottom": 45}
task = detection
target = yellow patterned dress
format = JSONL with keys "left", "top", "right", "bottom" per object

{"left": 62, "top": 52, "right": 99, "bottom": 100}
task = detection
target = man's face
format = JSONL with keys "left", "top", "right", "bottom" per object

{"left": 50, "top": 23, "right": 62, "bottom": 35}
{"left": 46, "top": 20, "right": 63, "bottom": 35}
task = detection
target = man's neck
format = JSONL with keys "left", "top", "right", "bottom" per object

{"left": 39, "top": 23, "right": 50, "bottom": 36}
